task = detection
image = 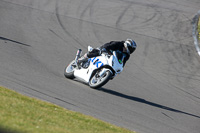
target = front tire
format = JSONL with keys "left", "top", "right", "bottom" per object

{"left": 89, "top": 70, "right": 112, "bottom": 89}
{"left": 64, "top": 60, "right": 76, "bottom": 79}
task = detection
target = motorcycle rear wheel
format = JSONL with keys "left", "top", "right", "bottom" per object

{"left": 89, "top": 70, "right": 112, "bottom": 89}
{"left": 64, "top": 60, "right": 76, "bottom": 79}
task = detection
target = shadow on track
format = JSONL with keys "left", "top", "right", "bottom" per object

{"left": 97, "top": 88, "right": 200, "bottom": 119}
{"left": 0, "top": 36, "right": 30, "bottom": 47}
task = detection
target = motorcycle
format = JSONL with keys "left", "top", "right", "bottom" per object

{"left": 64, "top": 46, "right": 125, "bottom": 88}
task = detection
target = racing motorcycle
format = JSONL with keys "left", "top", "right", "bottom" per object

{"left": 64, "top": 46, "right": 125, "bottom": 88}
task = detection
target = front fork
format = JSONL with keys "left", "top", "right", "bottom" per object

{"left": 74, "top": 49, "right": 82, "bottom": 66}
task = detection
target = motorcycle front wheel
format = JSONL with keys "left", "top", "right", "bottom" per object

{"left": 64, "top": 60, "right": 76, "bottom": 79}
{"left": 89, "top": 70, "right": 112, "bottom": 89}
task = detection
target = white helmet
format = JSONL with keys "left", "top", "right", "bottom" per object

{"left": 124, "top": 39, "right": 137, "bottom": 54}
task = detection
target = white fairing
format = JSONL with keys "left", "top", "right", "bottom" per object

{"left": 74, "top": 51, "right": 123, "bottom": 83}
{"left": 112, "top": 51, "right": 124, "bottom": 74}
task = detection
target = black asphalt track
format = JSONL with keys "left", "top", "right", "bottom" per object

{"left": 0, "top": 0, "right": 200, "bottom": 133}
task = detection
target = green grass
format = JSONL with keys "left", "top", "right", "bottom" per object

{"left": 0, "top": 86, "right": 136, "bottom": 133}
{"left": 198, "top": 17, "right": 200, "bottom": 40}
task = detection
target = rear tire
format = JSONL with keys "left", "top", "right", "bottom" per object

{"left": 89, "top": 70, "right": 112, "bottom": 89}
{"left": 64, "top": 60, "right": 76, "bottom": 79}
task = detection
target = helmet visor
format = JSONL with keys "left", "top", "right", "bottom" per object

{"left": 124, "top": 42, "right": 130, "bottom": 55}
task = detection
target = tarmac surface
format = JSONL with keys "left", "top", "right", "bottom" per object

{"left": 0, "top": 0, "right": 200, "bottom": 133}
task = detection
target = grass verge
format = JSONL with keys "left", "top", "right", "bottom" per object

{"left": 198, "top": 17, "right": 200, "bottom": 40}
{"left": 0, "top": 86, "right": 136, "bottom": 133}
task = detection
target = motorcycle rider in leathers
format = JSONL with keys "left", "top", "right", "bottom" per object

{"left": 77, "top": 39, "right": 137, "bottom": 67}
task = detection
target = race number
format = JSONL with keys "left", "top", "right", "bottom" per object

{"left": 90, "top": 57, "right": 104, "bottom": 68}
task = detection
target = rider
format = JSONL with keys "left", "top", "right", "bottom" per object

{"left": 77, "top": 39, "right": 137, "bottom": 67}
